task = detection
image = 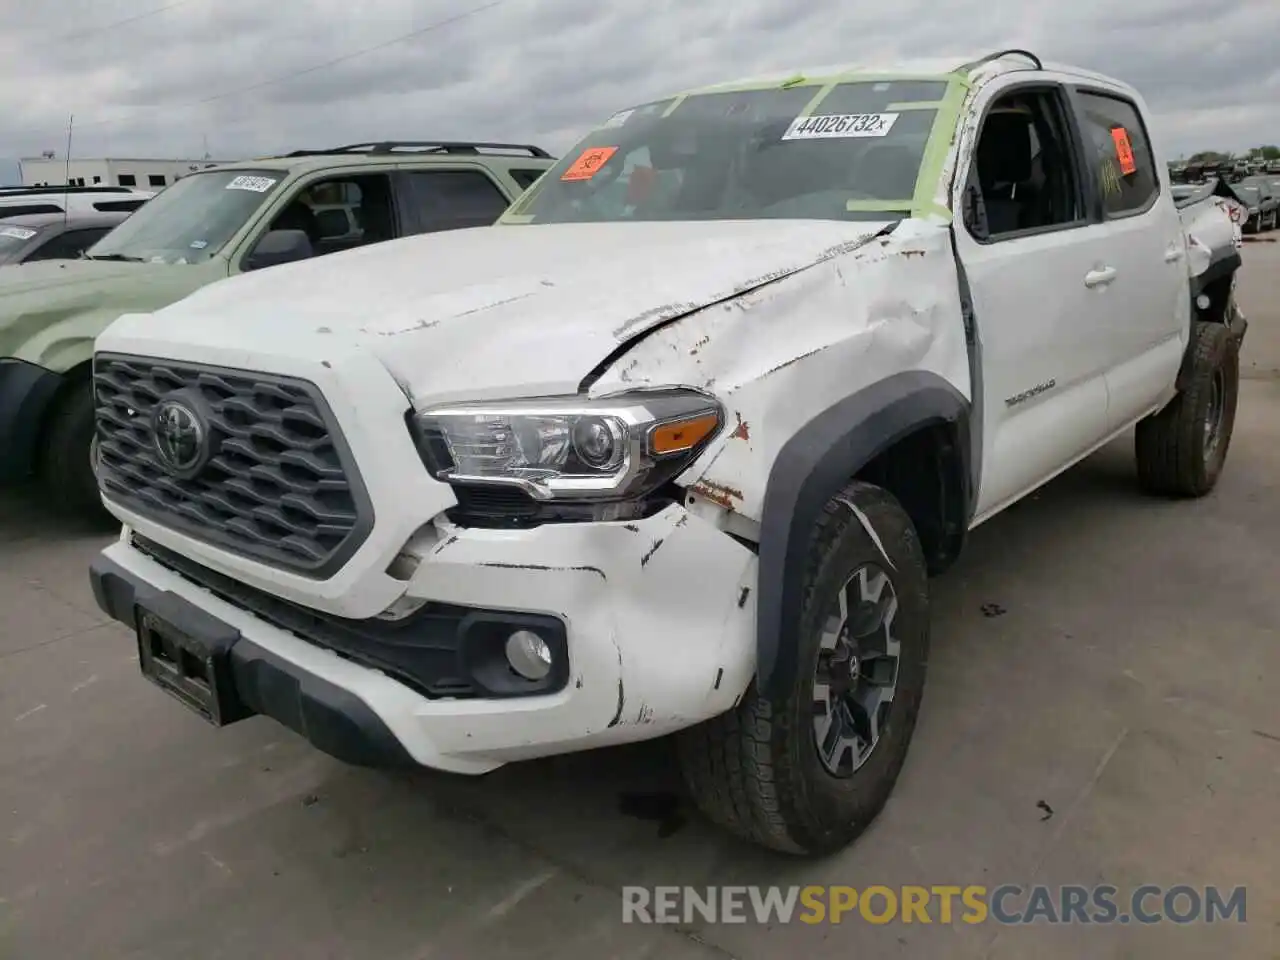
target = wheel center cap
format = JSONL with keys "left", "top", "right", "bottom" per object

{"left": 828, "top": 646, "right": 860, "bottom": 694}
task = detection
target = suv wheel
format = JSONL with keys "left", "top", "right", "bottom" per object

{"left": 678, "top": 481, "right": 930, "bottom": 855}
{"left": 39, "top": 378, "right": 108, "bottom": 520}
{"left": 1135, "top": 319, "right": 1240, "bottom": 497}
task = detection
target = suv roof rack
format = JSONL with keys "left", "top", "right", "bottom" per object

{"left": 956, "top": 48, "right": 1044, "bottom": 74}
{"left": 280, "top": 141, "right": 554, "bottom": 159}
{"left": 0, "top": 185, "right": 139, "bottom": 196}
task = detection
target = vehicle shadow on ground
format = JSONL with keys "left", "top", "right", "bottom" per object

{"left": 0, "top": 482, "right": 122, "bottom": 544}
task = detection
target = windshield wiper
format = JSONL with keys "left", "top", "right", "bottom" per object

{"left": 85, "top": 253, "right": 147, "bottom": 262}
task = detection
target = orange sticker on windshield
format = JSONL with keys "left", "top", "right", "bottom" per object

{"left": 561, "top": 146, "right": 617, "bottom": 181}
{"left": 1111, "top": 127, "right": 1137, "bottom": 176}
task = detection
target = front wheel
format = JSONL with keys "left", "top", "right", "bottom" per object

{"left": 1135, "top": 320, "right": 1240, "bottom": 497}
{"left": 677, "top": 481, "right": 930, "bottom": 855}
{"left": 38, "top": 378, "right": 108, "bottom": 520}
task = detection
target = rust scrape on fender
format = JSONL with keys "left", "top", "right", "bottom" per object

{"left": 688, "top": 480, "right": 744, "bottom": 510}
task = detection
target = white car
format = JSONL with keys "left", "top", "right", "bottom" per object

{"left": 0, "top": 185, "right": 154, "bottom": 217}
{"left": 89, "top": 51, "right": 1245, "bottom": 855}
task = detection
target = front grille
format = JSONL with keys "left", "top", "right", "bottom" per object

{"left": 95, "top": 354, "right": 372, "bottom": 578}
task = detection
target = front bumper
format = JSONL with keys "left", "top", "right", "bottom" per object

{"left": 0, "top": 357, "right": 63, "bottom": 483}
{"left": 91, "top": 504, "right": 758, "bottom": 775}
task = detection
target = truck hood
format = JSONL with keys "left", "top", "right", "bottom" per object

{"left": 134, "top": 219, "right": 894, "bottom": 403}
{"left": 0, "top": 259, "right": 215, "bottom": 360}
{"left": 0, "top": 258, "right": 177, "bottom": 294}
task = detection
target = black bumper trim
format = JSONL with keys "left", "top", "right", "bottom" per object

{"left": 90, "top": 554, "right": 416, "bottom": 769}
{"left": 0, "top": 358, "right": 64, "bottom": 484}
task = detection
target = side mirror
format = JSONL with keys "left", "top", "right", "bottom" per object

{"left": 245, "top": 229, "right": 313, "bottom": 270}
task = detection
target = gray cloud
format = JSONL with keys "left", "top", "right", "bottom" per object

{"left": 2, "top": 0, "right": 1278, "bottom": 168}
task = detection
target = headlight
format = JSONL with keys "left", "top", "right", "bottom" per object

{"left": 412, "top": 389, "right": 723, "bottom": 501}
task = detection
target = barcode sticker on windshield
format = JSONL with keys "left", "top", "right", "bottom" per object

{"left": 226, "top": 175, "right": 277, "bottom": 192}
{"left": 782, "top": 113, "right": 900, "bottom": 140}
{"left": 0, "top": 226, "right": 37, "bottom": 240}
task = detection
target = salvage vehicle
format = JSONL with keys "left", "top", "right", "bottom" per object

{"left": 0, "top": 212, "right": 130, "bottom": 266}
{"left": 1233, "top": 181, "right": 1279, "bottom": 233}
{"left": 0, "top": 141, "right": 556, "bottom": 514}
{"left": 89, "top": 52, "right": 1245, "bottom": 855}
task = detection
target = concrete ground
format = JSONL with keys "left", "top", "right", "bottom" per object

{"left": 3, "top": 245, "right": 1279, "bottom": 960}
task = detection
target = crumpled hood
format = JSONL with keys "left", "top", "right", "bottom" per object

{"left": 145, "top": 219, "right": 894, "bottom": 403}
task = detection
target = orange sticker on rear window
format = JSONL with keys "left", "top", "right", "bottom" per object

{"left": 1111, "top": 127, "right": 1137, "bottom": 176}
{"left": 561, "top": 146, "right": 617, "bottom": 181}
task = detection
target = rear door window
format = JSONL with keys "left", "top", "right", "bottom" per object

{"left": 1075, "top": 91, "right": 1159, "bottom": 218}
{"left": 401, "top": 170, "right": 511, "bottom": 232}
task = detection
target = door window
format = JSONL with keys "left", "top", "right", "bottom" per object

{"left": 401, "top": 170, "right": 511, "bottom": 232}
{"left": 263, "top": 174, "right": 395, "bottom": 257}
{"left": 26, "top": 227, "right": 112, "bottom": 261}
{"left": 965, "top": 88, "right": 1084, "bottom": 240}
{"left": 1075, "top": 92, "right": 1159, "bottom": 218}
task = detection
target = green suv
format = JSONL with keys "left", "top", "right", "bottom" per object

{"left": 0, "top": 140, "right": 555, "bottom": 516}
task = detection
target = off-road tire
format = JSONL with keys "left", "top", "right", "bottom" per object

{"left": 38, "top": 378, "right": 107, "bottom": 520}
{"left": 677, "top": 481, "right": 930, "bottom": 855}
{"left": 1135, "top": 320, "right": 1239, "bottom": 497}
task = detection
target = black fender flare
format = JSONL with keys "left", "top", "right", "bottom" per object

{"left": 754, "top": 370, "right": 970, "bottom": 697}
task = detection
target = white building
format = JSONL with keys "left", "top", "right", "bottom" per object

{"left": 18, "top": 157, "right": 238, "bottom": 190}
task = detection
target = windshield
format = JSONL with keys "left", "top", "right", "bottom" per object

{"left": 505, "top": 79, "right": 947, "bottom": 225}
{"left": 0, "top": 224, "right": 39, "bottom": 263}
{"left": 1235, "top": 185, "right": 1260, "bottom": 204}
{"left": 86, "top": 168, "right": 286, "bottom": 264}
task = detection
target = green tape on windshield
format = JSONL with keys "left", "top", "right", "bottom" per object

{"left": 906, "top": 77, "right": 971, "bottom": 221}
{"left": 845, "top": 199, "right": 913, "bottom": 212}
{"left": 797, "top": 82, "right": 838, "bottom": 117}
{"left": 661, "top": 95, "right": 688, "bottom": 117}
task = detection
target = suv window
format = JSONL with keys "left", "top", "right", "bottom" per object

{"left": 402, "top": 170, "right": 511, "bottom": 232}
{"left": 25, "top": 227, "right": 113, "bottom": 262}
{"left": 1075, "top": 91, "right": 1158, "bottom": 217}
{"left": 0, "top": 203, "right": 63, "bottom": 217}
{"left": 264, "top": 174, "right": 395, "bottom": 256}
{"left": 510, "top": 168, "right": 546, "bottom": 190}
{"left": 966, "top": 88, "right": 1083, "bottom": 240}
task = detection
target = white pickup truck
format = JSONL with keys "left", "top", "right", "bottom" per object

{"left": 89, "top": 51, "right": 1246, "bottom": 855}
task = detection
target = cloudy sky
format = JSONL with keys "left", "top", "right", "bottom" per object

{"left": 1, "top": 0, "right": 1278, "bottom": 172}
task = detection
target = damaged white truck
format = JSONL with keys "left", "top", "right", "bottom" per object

{"left": 90, "top": 51, "right": 1246, "bottom": 855}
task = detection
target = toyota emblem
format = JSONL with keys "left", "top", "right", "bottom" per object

{"left": 152, "top": 397, "right": 207, "bottom": 474}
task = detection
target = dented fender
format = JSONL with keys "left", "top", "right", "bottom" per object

{"left": 588, "top": 219, "right": 974, "bottom": 696}
{"left": 589, "top": 220, "right": 972, "bottom": 522}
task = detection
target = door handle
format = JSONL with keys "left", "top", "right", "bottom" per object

{"left": 1084, "top": 266, "right": 1117, "bottom": 288}
{"left": 1164, "top": 245, "right": 1184, "bottom": 263}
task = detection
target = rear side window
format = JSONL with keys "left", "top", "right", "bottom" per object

{"left": 510, "top": 168, "right": 547, "bottom": 190}
{"left": 0, "top": 203, "right": 63, "bottom": 216}
{"left": 401, "top": 170, "right": 511, "bottom": 232}
{"left": 1076, "top": 91, "right": 1159, "bottom": 217}
{"left": 93, "top": 199, "right": 146, "bottom": 212}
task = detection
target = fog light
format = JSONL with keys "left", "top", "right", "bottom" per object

{"left": 505, "top": 629, "right": 553, "bottom": 680}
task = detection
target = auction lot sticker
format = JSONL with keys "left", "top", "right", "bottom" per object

{"left": 561, "top": 146, "right": 618, "bottom": 181}
{"left": 226, "top": 175, "right": 278, "bottom": 192}
{"left": 782, "top": 113, "right": 900, "bottom": 140}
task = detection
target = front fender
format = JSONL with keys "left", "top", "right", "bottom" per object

{"left": 754, "top": 372, "right": 969, "bottom": 695}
